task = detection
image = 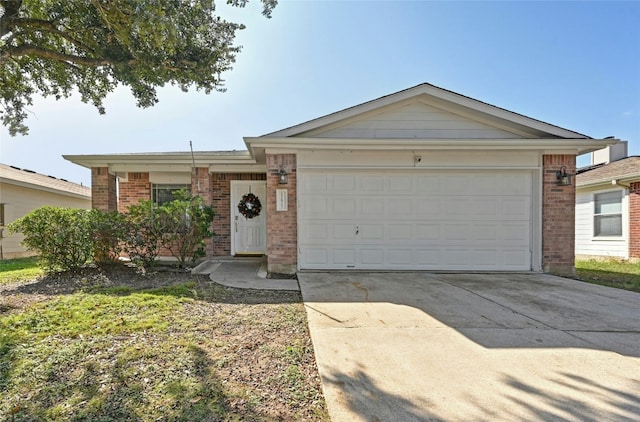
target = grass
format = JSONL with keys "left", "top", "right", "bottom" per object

{"left": 0, "top": 256, "right": 43, "bottom": 285}
{"left": 575, "top": 259, "right": 640, "bottom": 293}
{"left": 0, "top": 261, "right": 329, "bottom": 421}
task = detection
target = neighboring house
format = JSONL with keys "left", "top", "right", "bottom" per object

{"left": 65, "top": 83, "right": 619, "bottom": 275}
{"left": 0, "top": 164, "right": 92, "bottom": 259}
{"left": 575, "top": 143, "right": 640, "bottom": 261}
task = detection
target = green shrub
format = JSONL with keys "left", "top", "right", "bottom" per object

{"left": 7, "top": 192, "right": 215, "bottom": 272}
{"left": 90, "top": 210, "right": 127, "bottom": 264}
{"left": 8, "top": 207, "right": 95, "bottom": 271}
{"left": 159, "top": 190, "right": 215, "bottom": 266}
{"left": 121, "top": 200, "right": 167, "bottom": 268}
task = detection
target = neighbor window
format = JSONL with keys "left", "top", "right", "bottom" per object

{"left": 151, "top": 184, "right": 191, "bottom": 205}
{"left": 594, "top": 191, "right": 622, "bottom": 237}
{"left": 0, "top": 203, "right": 5, "bottom": 226}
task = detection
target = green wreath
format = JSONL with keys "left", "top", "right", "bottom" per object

{"left": 238, "top": 193, "right": 262, "bottom": 219}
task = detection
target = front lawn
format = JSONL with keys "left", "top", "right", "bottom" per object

{"left": 575, "top": 259, "right": 640, "bottom": 293}
{"left": 0, "top": 263, "right": 328, "bottom": 421}
{"left": 0, "top": 256, "right": 43, "bottom": 285}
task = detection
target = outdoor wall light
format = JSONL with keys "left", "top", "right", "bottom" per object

{"left": 556, "top": 166, "right": 572, "bottom": 186}
{"left": 278, "top": 168, "right": 288, "bottom": 185}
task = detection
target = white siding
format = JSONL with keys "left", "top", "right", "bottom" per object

{"left": 303, "top": 103, "right": 523, "bottom": 139}
{"left": 0, "top": 184, "right": 91, "bottom": 258}
{"left": 575, "top": 188, "right": 628, "bottom": 259}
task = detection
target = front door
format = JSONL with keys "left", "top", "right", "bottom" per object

{"left": 231, "top": 181, "right": 267, "bottom": 255}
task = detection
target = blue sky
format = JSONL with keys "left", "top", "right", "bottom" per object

{"left": 1, "top": 0, "right": 639, "bottom": 186}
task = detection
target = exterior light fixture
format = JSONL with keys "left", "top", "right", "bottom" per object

{"left": 555, "top": 166, "right": 572, "bottom": 186}
{"left": 278, "top": 168, "right": 288, "bottom": 185}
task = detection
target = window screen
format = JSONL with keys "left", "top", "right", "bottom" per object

{"left": 151, "top": 184, "right": 191, "bottom": 205}
{"left": 594, "top": 191, "right": 622, "bottom": 237}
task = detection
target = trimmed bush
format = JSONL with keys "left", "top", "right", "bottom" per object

{"left": 8, "top": 207, "right": 95, "bottom": 272}
{"left": 159, "top": 190, "right": 215, "bottom": 266}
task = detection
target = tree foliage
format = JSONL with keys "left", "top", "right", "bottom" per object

{"left": 0, "top": 0, "right": 277, "bottom": 135}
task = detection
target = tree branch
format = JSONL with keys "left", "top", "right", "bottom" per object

{"left": 1, "top": 44, "right": 114, "bottom": 66}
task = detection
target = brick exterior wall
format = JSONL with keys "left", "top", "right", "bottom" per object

{"left": 211, "top": 172, "right": 267, "bottom": 256}
{"left": 266, "top": 154, "right": 297, "bottom": 274}
{"left": 542, "top": 155, "right": 576, "bottom": 275}
{"left": 118, "top": 172, "right": 151, "bottom": 212}
{"left": 91, "top": 167, "right": 117, "bottom": 211}
{"left": 629, "top": 181, "right": 640, "bottom": 260}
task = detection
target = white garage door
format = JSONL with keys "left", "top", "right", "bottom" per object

{"left": 298, "top": 169, "right": 533, "bottom": 271}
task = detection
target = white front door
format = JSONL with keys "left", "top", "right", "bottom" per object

{"left": 231, "top": 181, "right": 267, "bottom": 255}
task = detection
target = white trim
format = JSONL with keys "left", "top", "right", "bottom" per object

{"left": 296, "top": 165, "right": 542, "bottom": 170}
{"left": 246, "top": 137, "right": 618, "bottom": 155}
{"left": 532, "top": 168, "right": 543, "bottom": 272}
{"left": 296, "top": 168, "right": 539, "bottom": 271}
{"left": 208, "top": 164, "right": 267, "bottom": 173}
{"left": 264, "top": 84, "right": 592, "bottom": 139}
{"left": 591, "top": 189, "right": 627, "bottom": 240}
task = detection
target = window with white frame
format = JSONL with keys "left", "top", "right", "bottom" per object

{"left": 594, "top": 191, "right": 622, "bottom": 237}
{"left": 151, "top": 184, "right": 191, "bottom": 205}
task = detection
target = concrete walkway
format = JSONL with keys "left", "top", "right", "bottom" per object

{"left": 298, "top": 272, "right": 640, "bottom": 422}
{"left": 192, "top": 258, "right": 299, "bottom": 291}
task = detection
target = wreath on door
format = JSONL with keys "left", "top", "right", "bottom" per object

{"left": 238, "top": 193, "right": 262, "bottom": 219}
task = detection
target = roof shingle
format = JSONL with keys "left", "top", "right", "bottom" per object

{"left": 576, "top": 156, "right": 640, "bottom": 187}
{"left": 0, "top": 163, "right": 91, "bottom": 198}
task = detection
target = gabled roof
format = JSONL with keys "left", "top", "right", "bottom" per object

{"left": 576, "top": 156, "right": 640, "bottom": 188}
{"left": 263, "top": 82, "right": 592, "bottom": 139}
{"left": 0, "top": 163, "right": 91, "bottom": 199}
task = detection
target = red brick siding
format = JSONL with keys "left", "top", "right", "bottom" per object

{"left": 211, "top": 173, "right": 267, "bottom": 256}
{"left": 542, "top": 155, "right": 576, "bottom": 275}
{"left": 266, "top": 154, "right": 297, "bottom": 274}
{"left": 118, "top": 172, "right": 151, "bottom": 212}
{"left": 629, "top": 181, "right": 640, "bottom": 259}
{"left": 91, "top": 167, "right": 117, "bottom": 211}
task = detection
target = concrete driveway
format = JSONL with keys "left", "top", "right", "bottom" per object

{"left": 298, "top": 272, "right": 640, "bottom": 421}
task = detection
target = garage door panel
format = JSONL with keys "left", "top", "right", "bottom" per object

{"left": 333, "top": 249, "right": 356, "bottom": 265}
{"left": 444, "top": 224, "right": 471, "bottom": 241}
{"left": 332, "top": 175, "right": 356, "bottom": 193}
{"left": 415, "top": 249, "right": 442, "bottom": 265}
{"left": 361, "top": 176, "right": 385, "bottom": 192}
{"left": 334, "top": 223, "right": 357, "bottom": 240}
{"left": 360, "top": 224, "right": 384, "bottom": 240}
{"left": 361, "top": 198, "right": 385, "bottom": 216}
{"left": 299, "top": 170, "right": 533, "bottom": 270}
{"left": 305, "top": 248, "right": 329, "bottom": 265}
{"left": 501, "top": 198, "right": 530, "bottom": 218}
{"left": 473, "top": 224, "right": 499, "bottom": 241}
{"left": 415, "top": 224, "right": 441, "bottom": 240}
{"left": 361, "top": 249, "right": 384, "bottom": 265}
{"left": 306, "top": 197, "right": 329, "bottom": 217}
{"left": 387, "top": 198, "right": 412, "bottom": 216}
{"left": 416, "top": 175, "right": 442, "bottom": 194}
{"left": 416, "top": 199, "right": 442, "bottom": 216}
{"left": 388, "top": 175, "right": 413, "bottom": 192}
{"left": 503, "top": 224, "right": 528, "bottom": 242}
{"left": 387, "top": 249, "right": 413, "bottom": 265}
{"left": 443, "top": 175, "right": 471, "bottom": 193}
{"left": 306, "top": 223, "right": 329, "bottom": 241}
{"left": 388, "top": 224, "right": 413, "bottom": 240}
